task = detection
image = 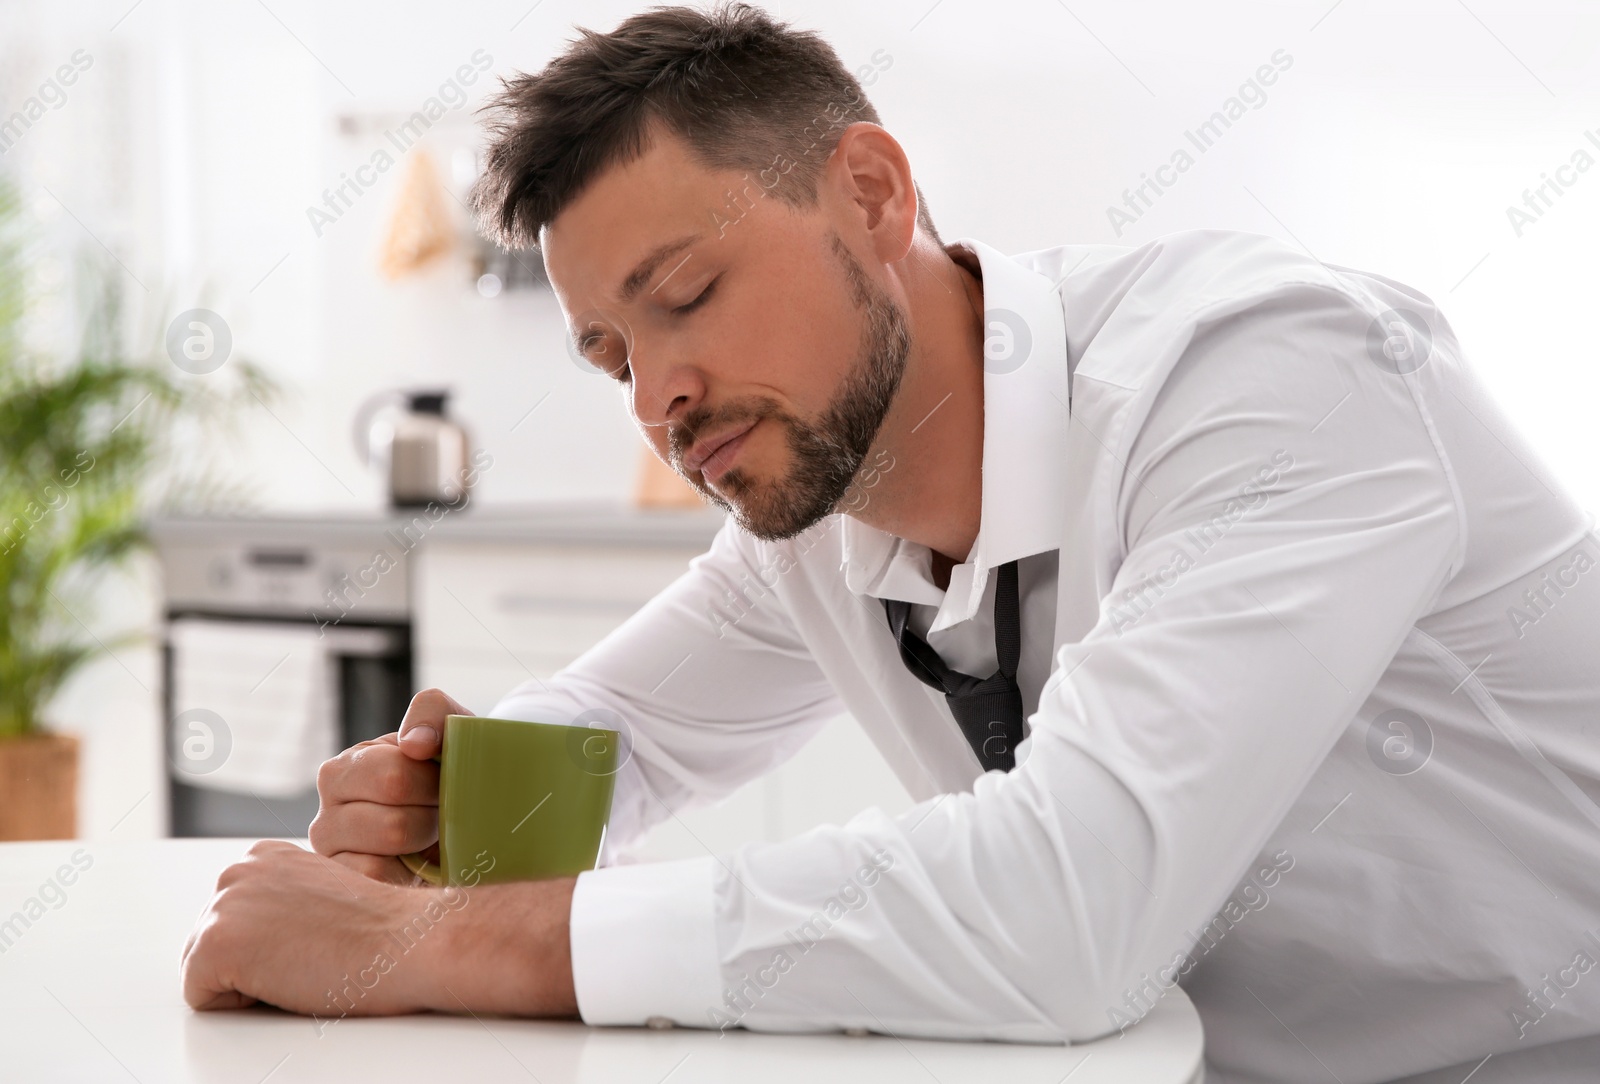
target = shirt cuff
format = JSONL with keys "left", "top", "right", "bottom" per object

{"left": 569, "top": 853, "right": 724, "bottom": 1027}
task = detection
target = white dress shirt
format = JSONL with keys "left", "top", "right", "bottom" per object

{"left": 492, "top": 229, "right": 1600, "bottom": 1084}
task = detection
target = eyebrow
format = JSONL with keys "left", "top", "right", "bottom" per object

{"left": 618, "top": 234, "right": 701, "bottom": 304}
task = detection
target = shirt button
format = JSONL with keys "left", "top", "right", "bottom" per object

{"left": 645, "top": 1015, "right": 675, "bottom": 1030}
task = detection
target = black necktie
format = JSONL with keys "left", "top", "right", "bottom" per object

{"left": 882, "top": 560, "right": 1025, "bottom": 772}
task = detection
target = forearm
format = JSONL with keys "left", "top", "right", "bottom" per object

{"left": 411, "top": 875, "right": 580, "bottom": 1018}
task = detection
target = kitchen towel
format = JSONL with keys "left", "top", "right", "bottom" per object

{"left": 168, "top": 618, "right": 340, "bottom": 799}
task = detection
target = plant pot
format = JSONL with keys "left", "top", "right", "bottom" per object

{"left": 0, "top": 732, "right": 79, "bottom": 840}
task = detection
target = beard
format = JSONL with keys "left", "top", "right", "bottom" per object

{"left": 666, "top": 233, "right": 912, "bottom": 542}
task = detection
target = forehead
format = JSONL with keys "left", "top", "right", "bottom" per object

{"left": 540, "top": 129, "right": 728, "bottom": 309}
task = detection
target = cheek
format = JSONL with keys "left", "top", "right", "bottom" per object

{"left": 717, "top": 245, "right": 860, "bottom": 405}
{"left": 733, "top": 305, "right": 856, "bottom": 413}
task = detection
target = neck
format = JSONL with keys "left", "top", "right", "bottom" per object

{"left": 846, "top": 236, "right": 985, "bottom": 567}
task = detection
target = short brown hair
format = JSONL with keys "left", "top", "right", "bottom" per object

{"left": 470, "top": 3, "right": 939, "bottom": 250}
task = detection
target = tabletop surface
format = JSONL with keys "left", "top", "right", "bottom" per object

{"left": 0, "top": 839, "right": 1204, "bottom": 1083}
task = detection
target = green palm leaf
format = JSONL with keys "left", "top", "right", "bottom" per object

{"left": 0, "top": 171, "right": 274, "bottom": 737}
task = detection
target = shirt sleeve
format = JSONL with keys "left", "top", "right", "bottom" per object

{"left": 592, "top": 281, "right": 1464, "bottom": 1039}
{"left": 486, "top": 519, "right": 845, "bottom": 1025}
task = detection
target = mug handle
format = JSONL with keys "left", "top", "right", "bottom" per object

{"left": 399, "top": 850, "right": 444, "bottom": 885}
{"left": 399, "top": 750, "right": 445, "bottom": 885}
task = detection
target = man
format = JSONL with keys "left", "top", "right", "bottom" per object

{"left": 181, "top": 5, "right": 1600, "bottom": 1081}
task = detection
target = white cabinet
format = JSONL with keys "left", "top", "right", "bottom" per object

{"left": 414, "top": 529, "right": 912, "bottom": 862}
{"left": 415, "top": 541, "right": 700, "bottom": 700}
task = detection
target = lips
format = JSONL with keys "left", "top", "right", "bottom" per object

{"left": 683, "top": 420, "right": 758, "bottom": 485}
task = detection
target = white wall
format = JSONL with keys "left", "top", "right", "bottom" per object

{"left": 4, "top": 0, "right": 1598, "bottom": 837}
{"left": 9, "top": 0, "right": 1600, "bottom": 512}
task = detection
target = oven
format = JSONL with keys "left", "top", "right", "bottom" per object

{"left": 152, "top": 516, "right": 415, "bottom": 837}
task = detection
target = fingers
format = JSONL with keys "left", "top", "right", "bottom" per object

{"left": 312, "top": 743, "right": 438, "bottom": 865}
{"left": 396, "top": 688, "right": 469, "bottom": 760}
{"left": 183, "top": 843, "right": 407, "bottom": 1014}
{"left": 183, "top": 940, "right": 260, "bottom": 1010}
{"left": 317, "top": 740, "right": 439, "bottom": 810}
{"left": 181, "top": 888, "right": 260, "bottom": 1011}
{"left": 309, "top": 800, "right": 438, "bottom": 861}
{"left": 193, "top": 989, "right": 261, "bottom": 1011}
{"left": 309, "top": 688, "right": 461, "bottom": 875}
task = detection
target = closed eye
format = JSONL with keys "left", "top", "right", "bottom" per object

{"left": 673, "top": 275, "right": 720, "bottom": 316}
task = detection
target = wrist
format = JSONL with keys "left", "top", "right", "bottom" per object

{"left": 408, "top": 877, "right": 579, "bottom": 1017}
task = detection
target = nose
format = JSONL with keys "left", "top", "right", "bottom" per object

{"left": 629, "top": 340, "right": 706, "bottom": 431}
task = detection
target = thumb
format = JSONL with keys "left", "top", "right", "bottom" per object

{"left": 396, "top": 723, "right": 442, "bottom": 759}
{"left": 396, "top": 688, "right": 466, "bottom": 759}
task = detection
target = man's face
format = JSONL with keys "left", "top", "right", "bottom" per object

{"left": 541, "top": 128, "right": 911, "bottom": 540}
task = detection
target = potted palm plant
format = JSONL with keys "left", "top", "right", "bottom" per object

{"left": 0, "top": 174, "right": 272, "bottom": 839}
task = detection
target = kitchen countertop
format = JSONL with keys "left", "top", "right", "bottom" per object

{"left": 151, "top": 501, "right": 729, "bottom": 550}
{"left": 0, "top": 838, "right": 1206, "bottom": 1083}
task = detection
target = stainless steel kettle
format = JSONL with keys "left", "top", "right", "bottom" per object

{"left": 354, "top": 388, "right": 474, "bottom": 509}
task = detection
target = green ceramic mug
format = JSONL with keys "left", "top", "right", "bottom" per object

{"left": 399, "top": 714, "right": 619, "bottom": 887}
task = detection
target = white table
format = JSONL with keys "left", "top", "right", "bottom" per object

{"left": 0, "top": 839, "right": 1204, "bottom": 1082}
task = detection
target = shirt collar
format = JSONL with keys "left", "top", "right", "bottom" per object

{"left": 840, "top": 237, "right": 1070, "bottom": 630}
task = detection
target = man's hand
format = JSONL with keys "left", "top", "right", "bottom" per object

{"left": 181, "top": 840, "right": 580, "bottom": 1019}
{"left": 181, "top": 841, "right": 431, "bottom": 1015}
{"left": 309, "top": 688, "right": 466, "bottom": 884}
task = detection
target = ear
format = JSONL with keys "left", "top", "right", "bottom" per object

{"left": 825, "top": 123, "right": 918, "bottom": 265}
